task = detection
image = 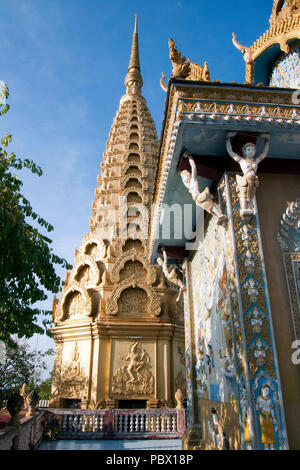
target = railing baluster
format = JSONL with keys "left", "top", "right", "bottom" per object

{"left": 172, "top": 414, "right": 176, "bottom": 432}
{"left": 156, "top": 415, "right": 160, "bottom": 433}
{"left": 166, "top": 415, "right": 170, "bottom": 433}
{"left": 129, "top": 414, "right": 134, "bottom": 433}
{"left": 114, "top": 413, "right": 118, "bottom": 432}
{"left": 161, "top": 414, "right": 165, "bottom": 432}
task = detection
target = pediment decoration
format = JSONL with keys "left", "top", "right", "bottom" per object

{"left": 71, "top": 254, "right": 101, "bottom": 286}
{"left": 114, "top": 238, "right": 147, "bottom": 258}
{"left": 57, "top": 282, "right": 93, "bottom": 321}
{"left": 80, "top": 232, "right": 108, "bottom": 259}
{"left": 106, "top": 278, "right": 161, "bottom": 317}
{"left": 110, "top": 250, "right": 156, "bottom": 284}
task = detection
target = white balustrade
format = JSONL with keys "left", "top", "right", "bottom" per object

{"left": 45, "top": 408, "right": 185, "bottom": 439}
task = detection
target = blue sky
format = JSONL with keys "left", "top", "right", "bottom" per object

{"left": 0, "top": 0, "right": 274, "bottom": 378}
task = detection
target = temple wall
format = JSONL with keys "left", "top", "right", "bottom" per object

{"left": 256, "top": 173, "right": 300, "bottom": 449}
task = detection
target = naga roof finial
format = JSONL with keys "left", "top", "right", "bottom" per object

{"left": 167, "top": 38, "right": 210, "bottom": 82}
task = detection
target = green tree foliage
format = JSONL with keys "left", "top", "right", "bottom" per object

{"left": 0, "top": 339, "right": 53, "bottom": 407}
{"left": 36, "top": 374, "right": 52, "bottom": 400}
{"left": 0, "top": 83, "right": 71, "bottom": 344}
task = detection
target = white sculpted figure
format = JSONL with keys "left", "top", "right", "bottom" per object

{"left": 180, "top": 152, "right": 227, "bottom": 224}
{"left": 157, "top": 247, "right": 186, "bottom": 302}
{"left": 226, "top": 132, "right": 270, "bottom": 216}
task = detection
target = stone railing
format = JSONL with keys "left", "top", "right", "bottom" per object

{"left": 0, "top": 411, "right": 45, "bottom": 450}
{"left": 113, "top": 409, "right": 185, "bottom": 439}
{"left": 45, "top": 408, "right": 185, "bottom": 440}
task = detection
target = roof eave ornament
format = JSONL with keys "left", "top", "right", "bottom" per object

{"left": 160, "top": 38, "right": 210, "bottom": 92}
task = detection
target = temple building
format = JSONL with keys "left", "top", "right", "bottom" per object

{"left": 50, "top": 17, "right": 186, "bottom": 411}
{"left": 50, "top": 0, "right": 300, "bottom": 451}
{"left": 149, "top": 0, "right": 300, "bottom": 450}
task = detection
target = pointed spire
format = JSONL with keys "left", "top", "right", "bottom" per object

{"left": 128, "top": 14, "right": 140, "bottom": 71}
{"left": 125, "top": 15, "right": 143, "bottom": 95}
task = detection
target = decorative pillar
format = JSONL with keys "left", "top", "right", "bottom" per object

{"left": 220, "top": 173, "right": 288, "bottom": 450}
{"left": 182, "top": 261, "right": 202, "bottom": 449}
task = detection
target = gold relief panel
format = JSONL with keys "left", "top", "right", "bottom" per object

{"left": 110, "top": 341, "right": 155, "bottom": 397}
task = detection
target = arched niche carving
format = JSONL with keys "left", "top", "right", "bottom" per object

{"left": 123, "top": 176, "right": 143, "bottom": 190}
{"left": 126, "top": 191, "right": 143, "bottom": 205}
{"left": 122, "top": 162, "right": 146, "bottom": 178}
{"left": 124, "top": 188, "right": 148, "bottom": 206}
{"left": 58, "top": 282, "right": 93, "bottom": 321}
{"left": 110, "top": 250, "right": 156, "bottom": 285}
{"left": 117, "top": 287, "right": 149, "bottom": 317}
{"left": 277, "top": 198, "right": 300, "bottom": 340}
{"left": 122, "top": 238, "right": 144, "bottom": 253}
{"left": 127, "top": 152, "right": 140, "bottom": 161}
{"left": 80, "top": 233, "right": 108, "bottom": 260}
{"left": 125, "top": 165, "right": 142, "bottom": 177}
{"left": 106, "top": 279, "right": 161, "bottom": 317}
{"left": 71, "top": 255, "right": 101, "bottom": 286}
{"left": 129, "top": 142, "right": 139, "bottom": 151}
{"left": 114, "top": 238, "right": 147, "bottom": 258}
{"left": 119, "top": 260, "right": 147, "bottom": 282}
{"left": 129, "top": 132, "right": 139, "bottom": 141}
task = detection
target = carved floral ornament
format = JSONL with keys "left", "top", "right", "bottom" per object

{"left": 106, "top": 278, "right": 161, "bottom": 317}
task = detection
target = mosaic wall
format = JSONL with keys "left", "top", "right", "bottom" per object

{"left": 185, "top": 174, "right": 289, "bottom": 450}
{"left": 191, "top": 217, "right": 238, "bottom": 406}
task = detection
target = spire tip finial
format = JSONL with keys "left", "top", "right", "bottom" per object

{"left": 134, "top": 14, "right": 138, "bottom": 34}
{"left": 125, "top": 14, "right": 143, "bottom": 94}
